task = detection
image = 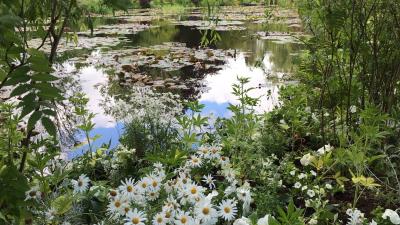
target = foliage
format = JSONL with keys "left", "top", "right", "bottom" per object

{"left": 1, "top": 0, "right": 400, "bottom": 224}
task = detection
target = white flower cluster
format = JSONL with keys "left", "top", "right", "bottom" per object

{"left": 104, "top": 86, "right": 183, "bottom": 126}
{"left": 300, "top": 144, "right": 334, "bottom": 166}
{"left": 104, "top": 145, "right": 251, "bottom": 225}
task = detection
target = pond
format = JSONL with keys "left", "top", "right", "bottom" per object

{"left": 58, "top": 6, "right": 305, "bottom": 157}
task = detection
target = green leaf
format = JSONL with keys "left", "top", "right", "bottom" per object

{"left": 12, "top": 66, "right": 30, "bottom": 77}
{"left": 3, "top": 74, "right": 30, "bottom": 86}
{"left": 33, "top": 83, "right": 63, "bottom": 99}
{"left": 0, "top": 15, "right": 22, "bottom": 27}
{"left": 41, "top": 117, "right": 57, "bottom": 137}
{"left": 42, "top": 109, "right": 56, "bottom": 116}
{"left": 27, "top": 111, "right": 42, "bottom": 130}
{"left": 0, "top": 165, "right": 29, "bottom": 205}
{"left": 51, "top": 195, "right": 73, "bottom": 215}
{"left": 28, "top": 48, "right": 51, "bottom": 72}
{"left": 19, "top": 101, "right": 38, "bottom": 119}
{"left": 21, "top": 92, "right": 36, "bottom": 102}
{"left": 31, "top": 73, "right": 58, "bottom": 82}
{"left": 10, "top": 84, "right": 31, "bottom": 97}
{"left": 0, "top": 69, "right": 6, "bottom": 83}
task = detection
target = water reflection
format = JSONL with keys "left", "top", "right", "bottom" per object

{"left": 63, "top": 12, "right": 303, "bottom": 154}
{"left": 200, "top": 52, "right": 282, "bottom": 114}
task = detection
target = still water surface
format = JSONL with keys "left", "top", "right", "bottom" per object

{"left": 65, "top": 9, "right": 303, "bottom": 156}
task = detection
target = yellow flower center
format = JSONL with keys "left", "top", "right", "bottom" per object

{"left": 202, "top": 207, "right": 210, "bottom": 215}
{"left": 224, "top": 207, "right": 231, "bottom": 213}
{"left": 114, "top": 201, "right": 121, "bottom": 208}
{"left": 152, "top": 181, "right": 158, "bottom": 187}
{"left": 165, "top": 212, "right": 171, "bottom": 218}
{"left": 132, "top": 217, "right": 140, "bottom": 224}
{"left": 141, "top": 183, "right": 147, "bottom": 188}
{"left": 157, "top": 217, "right": 163, "bottom": 223}
{"left": 78, "top": 181, "right": 83, "bottom": 187}
{"left": 127, "top": 185, "right": 133, "bottom": 192}
{"left": 110, "top": 190, "right": 117, "bottom": 196}
{"left": 190, "top": 187, "right": 197, "bottom": 194}
{"left": 29, "top": 191, "right": 36, "bottom": 197}
{"left": 180, "top": 217, "right": 187, "bottom": 224}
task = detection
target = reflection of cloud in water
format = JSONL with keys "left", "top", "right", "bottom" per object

{"left": 78, "top": 66, "right": 116, "bottom": 128}
{"left": 200, "top": 52, "right": 281, "bottom": 113}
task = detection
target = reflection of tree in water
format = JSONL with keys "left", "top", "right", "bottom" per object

{"left": 266, "top": 41, "right": 302, "bottom": 74}
{"left": 125, "top": 21, "right": 180, "bottom": 47}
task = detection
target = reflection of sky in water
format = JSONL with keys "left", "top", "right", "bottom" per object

{"left": 67, "top": 50, "right": 284, "bottom": 158}
{"left": 67, "top": 56, "right": 122, "bottom": 158}
{"left": 200, "top": 52, "right": 281, "bottom": 114}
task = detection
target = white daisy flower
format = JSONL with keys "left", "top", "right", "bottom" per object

{"left": 152, "top": 213, "right": 167, "bottom": 225}
{"left": 163, "top": 196, "right": 180, "bottom": 211}
{"left": 198, "top": 146, "right": 210, "bottom": 158}
{"left": 149, "top": 174, "right": 162, "bottom": 191}
{"left": 121, "top": 203, "right": 132, "bottom": 216}
{"left": 218, "top": 199, "right": 237, "bottom": 221}
{"left": 184, "top": 183, "right": 205, "bottom": 199}
{"left": 153, "top": 162, "right": 163, "bottom": 171}
{"left": 175, "top": 211, "right": 194, "bottom": 225}
{"left": 222, "top": 167, "right": 237, "bottom": 182}
{"left": 108, "top": 189, "right": 119, "bottom": 199}
{"left": 124, "top": 208, "right": 147, "bottom": 225}
{"left": 71, "top": 174, "right": 90, "bottom": 193}
{"left": 195, "top": 200, "right": 217, "bottom": 222}
{"left": 147, "top": 189, "right": 160, "bottom": 201}
{"left": 162, "top": 208, "right": 175, "bottom": 223}
{"left": 219, "top": 156, "right": 230, "bottom": 166}
{"left": 119, "top": 178, "right": 137, "bottom": 199}
{"left": 325, "top": 183, "right": 333, "bottom": 190}
{"left": 137, "top": 177, "right": 151, "bottom": 193}
{"left": 202, "top": 174, "right": 216, "bottom": 189}
{"left": 301, "top": 185, "right": 308, "bottom": 191}
{"left": 107, "top": 196, "right": 126, "bottom": 217}
{"left": 289, "top": 170, "right": 296, "bottom": 176}
{"left": 209, "top": 146, "right": 221, "bottom": 159}
{"left": 188, "top": 155, "right": 202, "bottom": 168}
